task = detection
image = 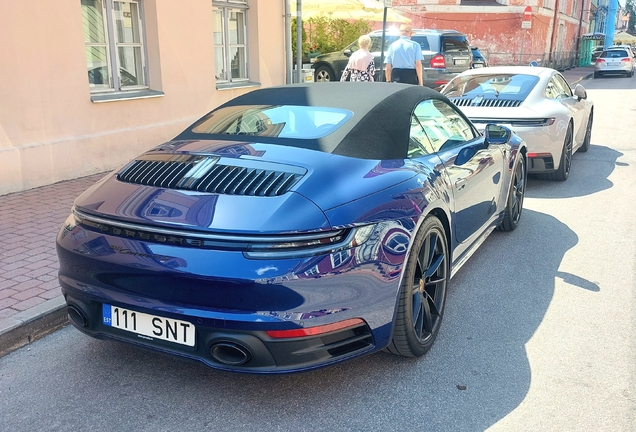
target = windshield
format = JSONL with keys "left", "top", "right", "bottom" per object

{"left": 443, "top": 73, "right": 540, "bottom": 100}
{"left": 190, "top": 105, "right": 352, "bottom": 139}
{"left": 442, "top": 36, "right": 470, "bottom": 52}
{"left": 600, "top": 50, "right": 629, "bottom": 58}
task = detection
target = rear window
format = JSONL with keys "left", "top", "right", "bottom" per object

{"left": 370, "top": 35, "right": 430, "bottom": 52}
{"left": 443, "top": 73, "right": 540, "bottom": 100}
{"left": 442, "top": 36, "right": 470, "bottom": 53}
{"left": 190, "top": 105, "right": 352, "bottom": 139}
{"left": 600, "top": 50, "right": 628, "bottom": 58}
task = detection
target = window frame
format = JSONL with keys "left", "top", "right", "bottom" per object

{"left": 213, "top": 0, "right": 250, "bottom": 84}
{"left": 410, "top": 99, "right": 479, "bottom": 155}
{"left": 83, "top": 0, "right": 149, "bottom": 94}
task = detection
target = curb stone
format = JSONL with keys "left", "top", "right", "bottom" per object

{"left": 0, "top": 296, "right": 68, "bottom": 358}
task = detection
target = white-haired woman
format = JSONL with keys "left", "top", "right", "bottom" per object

{"left": 340, "top": 35, "right": 375, "bottom": 82}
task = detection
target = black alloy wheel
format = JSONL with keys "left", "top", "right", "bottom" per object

{"left": 578, "top": 112, "right": 593, "bottom": 153}
{"left": 314, "top": 66, "right": 333, "bottom": 82}
{"left": 497, "top": 157, "right": 525, "bottom": 232}
{"left": 387, "top": 215, "right": 449, "bottom": 357}
{"left": 542, "top": 123, "right": 573, "bottom": 182}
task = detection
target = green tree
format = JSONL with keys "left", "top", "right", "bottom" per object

{"left": 307, "top": 17, "right": 371, "bottom": 54}
{"left": 627, "top": 0, "right": 636, "bottom": 33}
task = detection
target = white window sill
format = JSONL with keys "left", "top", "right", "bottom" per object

{"left": 90, "top": 90, "right": 165, "bottom": 103}
{"left": 216, "top": 81, "right": 261, "bottom": 90}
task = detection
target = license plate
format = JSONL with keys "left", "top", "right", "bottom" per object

{"left": 455, "top": 59, "right": 466, "bottom": 65}
{"left": 102, "top": 304, "right": 195, "bottom": 346}
{"left": 609, "top": 63, "right": 619, "bottom": 66}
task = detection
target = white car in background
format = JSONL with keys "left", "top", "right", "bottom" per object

{"left": 442, "top": 66, "right": 594, "bottom": 181}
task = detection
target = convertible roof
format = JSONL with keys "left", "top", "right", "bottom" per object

{"left": 175, "top": 82, "right": 447, "bottom": 160}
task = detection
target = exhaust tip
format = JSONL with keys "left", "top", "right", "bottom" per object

{"left": 210, "top": 342, "right": 251, "bottom": 366}
{"left": 67, "top": 305, "right": 89, "bottom": 328}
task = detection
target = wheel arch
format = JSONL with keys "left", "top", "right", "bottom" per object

{"left": 312, "top": 62, "right": 336, "bottom": 79}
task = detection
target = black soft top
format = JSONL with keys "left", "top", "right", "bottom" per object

{"left": 175, "top": 82, "right": 451, "bottom": 160}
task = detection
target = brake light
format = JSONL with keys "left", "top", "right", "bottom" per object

{"left": 622, "top": 58, "right": 631, "bottom": 62}
{"left": 596, "top": 58, "right": 605, "bottom": 63}
{"left": 265, "top": 318, "right": 365, "bottom": 338}
{"left": 430, "top": 54, "right": 446, "bottom": 68}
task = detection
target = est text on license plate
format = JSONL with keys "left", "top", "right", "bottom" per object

{"left": 102, "top": 304, "right": 195, "bottom": 346}
{"left": 455, "top": 59, "right": 466, "bottom": 65}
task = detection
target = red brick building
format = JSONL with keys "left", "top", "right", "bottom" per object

{"left": 388, "top": 0, "right": 592, "bottom": 67}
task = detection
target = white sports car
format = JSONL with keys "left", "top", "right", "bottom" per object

{"left": 442, "top": 66, "right": 594, "bottom": 181}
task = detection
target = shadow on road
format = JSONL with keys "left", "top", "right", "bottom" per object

{"left": 0, "top": 210, "right": 599, "bottom": 431}
{"left": 583, "top": 76, "right": 636, "bottom": 90}
{"left": 527, "top": 144, "right": 623, "bottom": 199}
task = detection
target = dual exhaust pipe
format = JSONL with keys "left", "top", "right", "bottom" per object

{"left": 67, "top": 303, "right": 252, "bottom": 366}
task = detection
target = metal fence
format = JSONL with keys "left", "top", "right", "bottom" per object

{"left": 483, "top": 51, "right": 579, "bottom": 70}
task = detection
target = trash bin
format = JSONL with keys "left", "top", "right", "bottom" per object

{"left": 293, "top": 69, "right": 314, "bottom": 83}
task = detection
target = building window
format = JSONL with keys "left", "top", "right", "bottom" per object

{"left": 542, "top": 0, "right": 555, "bottom": 9}
{"left": 559, "top": 0, "right": 567, "bottom": 14}
{"left": 572, "top": 0, "right": 579, "bottom": 17}
{"left": 82, "top": 0, "right": 147, "bottom": 92}
{"left": 213, "top": 1, "right": 248, "bottom": 83}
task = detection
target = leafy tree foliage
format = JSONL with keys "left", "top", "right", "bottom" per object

{"left": 627, "top": 0, "right": 636, "bottom": 33}
{"left": 292, "top": 18, "right": 372, "bottom": 58}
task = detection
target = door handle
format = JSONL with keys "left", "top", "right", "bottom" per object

{"left": 455, "top": 178, "right": 467, "bottom": 189}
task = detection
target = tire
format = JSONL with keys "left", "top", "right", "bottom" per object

{"left": 314, "top": 66, "right": 334, "bottom": 82}
{"left": 386, "top": 215, "right": 449, "bottom": 358}
{"left": 578, "top": 111, "right": 593, "bottom": 153}
{"left": 497, "top": 157, "right": 525, "bottom": 232}
{"left": 541, "top": 123, "right": 573, "bottom": 182}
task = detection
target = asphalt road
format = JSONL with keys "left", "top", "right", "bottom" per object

{"left": 1, "top": 76, "right": 635, "bottom": 432}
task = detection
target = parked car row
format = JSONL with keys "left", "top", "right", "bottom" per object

{"left": 57, "top": 27, "right": 596, "bottom": 373}
{"left": 57, "top": 80, "right": 528, "bottom": 373}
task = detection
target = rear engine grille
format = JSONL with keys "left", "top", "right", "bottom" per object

{"left": 450, "top": 97, "right": 522, "bottom": 108}
{"left": 117, "top": 155, "right": 305, "bottom": 197}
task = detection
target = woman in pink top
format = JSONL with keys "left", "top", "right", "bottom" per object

{"left": 340, "top": 35, "right": 375, "bottom": 82}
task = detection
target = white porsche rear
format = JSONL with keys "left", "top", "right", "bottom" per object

{"left": 442, "top": 66, "right": 594, "bottom": 180}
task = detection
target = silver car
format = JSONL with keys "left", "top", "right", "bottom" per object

{"left": 594, "top": 48, "right": 635, "bottom": 78}
{"left": 442, "top": 66, "right": 594, "bottom": 181}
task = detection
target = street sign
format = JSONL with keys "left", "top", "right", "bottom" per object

{"left": 522, "top": 20, "right": 532, "bottom": 29}
{"left": 384, "top": 0, "right": 393, "bottom": 6}
{"left": 523, "top": 6, "right": 532, "bottom": 21}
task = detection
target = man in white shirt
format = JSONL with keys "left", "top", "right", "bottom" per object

{"left": 384, "top": 24, "right": 423, "bottom": 85}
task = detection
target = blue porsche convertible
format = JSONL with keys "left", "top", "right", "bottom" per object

{"left": 56, "top": 83, "right": 527, "bottom": 373}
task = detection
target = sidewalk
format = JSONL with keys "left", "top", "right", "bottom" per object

{"left": 0, "top": 173, "right": 105, "bottom": 356}
{"left": 0, "top": 65, "right": 597, "bottom": 358}
{"left": 560, "top": 65, "right": 595, "bottom": 85}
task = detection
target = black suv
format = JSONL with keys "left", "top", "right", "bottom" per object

{"left": 311, "top": 29, "right": 472, "bottom": 89}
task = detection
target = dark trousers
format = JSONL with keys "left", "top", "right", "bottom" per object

{"left": 390, "top": 68, "right": 418, "bottom": 85}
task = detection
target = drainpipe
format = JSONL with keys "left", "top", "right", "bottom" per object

{"left": 574, "top": 0, "right": 589, "bottom": 65}
{"left": 285, "top": 0, "right": 292, "bottom": 84}
{"left": 296, "top": 0, "right": 302, "bottom": 83}
{"left": 548, "top": 0, "right": 561, "bottom": 62}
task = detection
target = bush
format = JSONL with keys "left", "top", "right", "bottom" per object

{"left": 292, "top": 17, "right": 372, "bottom": 57}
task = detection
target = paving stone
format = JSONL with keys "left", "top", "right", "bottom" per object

{"left": 12, "top": 296, "right": 46, "bottom": 311}
{"left": 11, "top": 287, "right": 45, "bottom": 301}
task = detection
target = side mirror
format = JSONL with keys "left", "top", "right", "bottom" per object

{"left": 344, "top": 49, "right": 352, "bottom": 57}
{"left": 484, "top": 124, "right": 511, "bottom": 145}
{"left": 573, "top": 84, "right": 587, "bottom": 100}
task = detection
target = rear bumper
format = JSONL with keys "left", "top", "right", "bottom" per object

{"left": 56, "top": 215, "right": 409, "bottom": 372}
{"left": 62, "top": 286, "right": 375, "bottom": 373}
